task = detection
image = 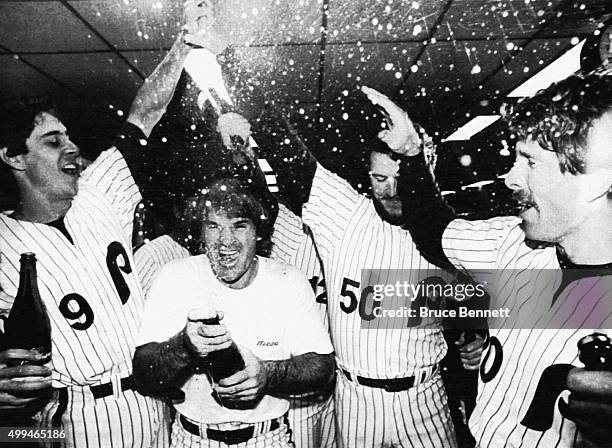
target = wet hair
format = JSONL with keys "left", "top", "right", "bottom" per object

{"left": 504, "top": 72, "right": 612, "bottom": 175}
{"left": 194, "top": 177, "right": 273, "bottom": 255}
{"left": 366, "top": 135, "right": 393, "bottom": 157}
{"left": 0, "top": 97, "right": 59, "bottom": 157}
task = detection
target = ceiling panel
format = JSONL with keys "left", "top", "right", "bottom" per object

{"left": 327, "top": 0, "right": 441, "bottom": 43}
{"left": 68, "top": 0, "right": 182, "bottom": 50}
{"left": 0, "top": 1, "right": 107, "bottom": 52}
{"left": 322, "top": 42, "right": 422, "bottom": 101}
{"left": 0, "top": 55, "right": 63, "bottom": 99}
{"left": 233, "top": 45, "right": 320, "bottom": 103}
{"left": 121, "top": 50, "right": 168, "bottom": 77}
{"left": 215, "top": 0, "right": 322, "bottom": 46}
{"left": 483, "top": 37, "right": 574, "bottom": 97}
{"left": 438, "top": 0, "right": 612, "bottom": 40}
{"left": 397, "top": 38, "right": 521, "bottom": 100}
{"left": 24, "top": 53, "right": 143, "bottom": 108}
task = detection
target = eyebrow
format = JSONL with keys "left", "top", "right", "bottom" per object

{"left": 517, "top": 150, "right": 534, "bottom": 159}
{"left": 38, "top": 130, "right": 64, "bottom": 140}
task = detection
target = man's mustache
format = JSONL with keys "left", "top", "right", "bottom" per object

{"left": 512, "top": 190, "right": 532, "bottom": 204}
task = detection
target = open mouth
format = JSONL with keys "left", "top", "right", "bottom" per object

{"left": 218, "top": 249, "right": 239, "bottom": 267}
{"left": 516, "top": 199, "right": 536, "bottom": 215}
{"left": 61, "top": 162, "right": 80, "bottom": 176}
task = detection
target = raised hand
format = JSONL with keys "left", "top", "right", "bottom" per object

{"left": 183, "top": 0, "right": 229, "bottom": 55}
{"left": 361, "top": 86, "right": 422, "bottom": 155}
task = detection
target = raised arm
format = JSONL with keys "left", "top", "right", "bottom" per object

{"left": 126, "top": 1, "right": 212, "bottom": 137}
{"left": 126, "top": 37, "right": 191, "bottom": 138}
{"left": 361, "top": 86, "right": 457, "bottom": 269}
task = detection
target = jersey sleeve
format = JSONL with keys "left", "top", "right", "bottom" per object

{"left": 136, "top": 260, "right": 195, "bottom": 345}
{"left": 442, "top": 216, "right": 522, "bottom": 272}
{"left": 134, "top": 243, "right": 161, "bottom": 299}
{"left": 270, "top": 204, "right": 304, "bottom": 264}
{"left": 301, "top": 164, "right": 366, "bottom": 260}
{"left": 442, "top": 216, "right": 524, "bottom": 308}
{"left": 80, "top": 144, "right": 142, "bottom": 239}
{"left": 284, "top": 269, "right": 333, "bottom": 356}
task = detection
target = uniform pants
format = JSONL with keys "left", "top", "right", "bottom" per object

{"left": 38, "top": 387, "right": 170, "bottom": 448}
{"left": 288, "top": 394, "right": 335, "bottom": 448}
{"left": 335, "top": 372, "right": 458, "bottom": 448}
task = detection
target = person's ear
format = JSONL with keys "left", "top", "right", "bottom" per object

{"left": 584, "top": 168, "right": 612, "bottom": 201}
{"left": 0, "top": 147, "right": 26, "bottom": 171}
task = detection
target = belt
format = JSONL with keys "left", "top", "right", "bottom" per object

{"left": 89, "top": 376, "right": 135, "bottom": 399}
{"left": 341, "top": 365, "right": 437, "bottom": 392}
{"left": 179, "top": 415, "right": 281, "bottom": 445}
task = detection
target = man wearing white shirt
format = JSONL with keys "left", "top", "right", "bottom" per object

{"left": 133, "top": 177, "right": 335, "bottom": 448}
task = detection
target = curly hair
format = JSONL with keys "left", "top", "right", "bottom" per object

{"left": 504, "top": 73, "right": 612, "bottom": 175}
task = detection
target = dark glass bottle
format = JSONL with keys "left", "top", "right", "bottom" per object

{"left": 2, "top": 253, "right": 52, "bottom": 358}
{"left": 200, "top": 315, "right": 245, "bottom": 383}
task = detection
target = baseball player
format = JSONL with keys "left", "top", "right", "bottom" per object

{"left": 133, "top": 178, "right": 335, "bottom": 448}
{"left": 0, "top": 10, "right": 207, "bottom": 445}
{"left": 362, "top": 72, "right": 612, "bottom": 447}
{"left": 270, "top": 203, "right": 336, "bottom": 448}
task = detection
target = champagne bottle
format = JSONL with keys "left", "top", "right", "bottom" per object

{"left": 2, "top": 253, "right": 52, "bottom": 360}
{"left": 199, "top": 314, "right": 245, "bottom": 383}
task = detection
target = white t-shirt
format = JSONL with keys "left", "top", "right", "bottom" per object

{"left": 137, "top": 254, "right": 334, "bottom": 424}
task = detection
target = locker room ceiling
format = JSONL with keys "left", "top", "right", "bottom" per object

{"left": 1, "top": 0, "right": 611, "bottom": 216}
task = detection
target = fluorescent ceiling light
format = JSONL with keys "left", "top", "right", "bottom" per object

{"left": 462, "top": 179, "right": 495, "bottom": 189}
{"left": 442, "top": 115, "right": 501, "bottom": 142}
{"left": 440, "top": 190, "right": 456, "bottom": 196}
{"left": 507, "top": 39, "right": 586, "bottom": 98}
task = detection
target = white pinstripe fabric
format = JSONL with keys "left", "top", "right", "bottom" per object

{"left": 0, "top": 147, "right": 169, "bottom": 447}
{"left": 443, "top": 217, "right": 612, "bottom": 448}
{"left": 270, "top": 203, "right": 335, "bottom": 448}
{"left": 335, "top": 373, "right": 457, "bottom": 448}
{"left": 134, "top": 235, "right": 190, "bottom": 297}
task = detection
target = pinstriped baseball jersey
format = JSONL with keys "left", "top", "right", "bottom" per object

{"left": 270, "top": 203, "right": 328, "bottom": 328}
{"left": 302, "top": 164, "right": 447, "bottom": 377}
{"left": 443, "top": 216, "right": 612, "bottom": 448}
{"left": 134, "top": 235, "right": 190, "bottom": 297}
{"left": 270, "top": 203, "right": 335, "bottom": 448}
{"left": 0, "top": 146, "right": 170, "bottom": 447}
